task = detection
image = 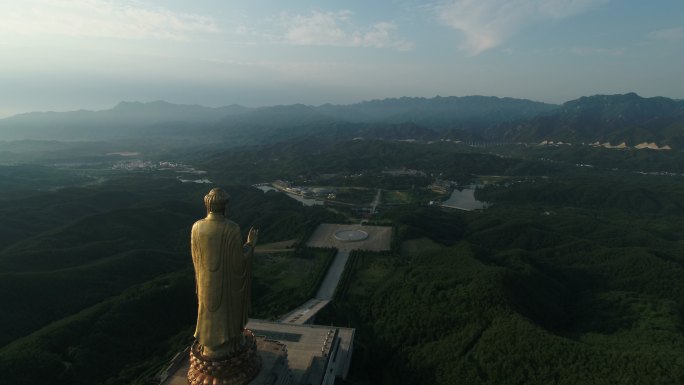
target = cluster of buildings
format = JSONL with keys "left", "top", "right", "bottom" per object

{"left": 111, "top": 160, "right": 207, "bottom": 174}
{"left": 538, "top": 140, "right": 672, "bottom": 151}
{"left": 427, "top": 179, "right": 451, "bottom": 194}
{"left": 272, "top": 180, "right": 336, "bottom": 200}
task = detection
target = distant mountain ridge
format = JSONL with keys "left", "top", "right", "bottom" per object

{"left": 315, "top": 95, "right": 557, "bottom": 127}
{"left": 0, "top": 101, "right": 251, "bottom": 141}
{"left": 1, "top": 93, "right": 683, "bottom": 148}
{"left": 0, "top": 96, "right": 557, "bottom": 141}
{"left": 491, "top": 93, "right": 684, "bottom": 148}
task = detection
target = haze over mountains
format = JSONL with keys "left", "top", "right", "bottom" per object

{"left": 1, "top": 93, "right": 683, "bottom": 149}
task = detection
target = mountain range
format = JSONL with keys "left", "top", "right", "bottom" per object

{"left": 491, "top": 93, "right": 684, "bottom": 148}
{"left": 1, "top": 93, "right": 683, "bottom": 148}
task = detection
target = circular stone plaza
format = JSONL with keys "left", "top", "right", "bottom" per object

{"left": 306, "top": 223, "right": 392, "bottom": 251}
{"left": 333, "top": 229, "right": 369, "bottom": 242}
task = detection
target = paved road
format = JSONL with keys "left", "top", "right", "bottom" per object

{"left": 315, "top": 250, "right": 350, "bottom": 300}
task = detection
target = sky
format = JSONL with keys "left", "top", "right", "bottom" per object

{"left": 0, "top": 0, "right": 683, "bottom": 117}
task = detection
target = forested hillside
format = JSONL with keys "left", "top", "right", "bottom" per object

{"left": 0, "top": 172, "right": 341, "bottom": 384}
{"left": 1, "top": 123, "right": 683, "bottom": 384}
{"left": 323, "top": 203, "right": 684, "bottom": 385}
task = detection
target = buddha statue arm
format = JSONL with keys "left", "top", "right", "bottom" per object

{"left": 243, "top": 226, "right": 258, "bottom": 258}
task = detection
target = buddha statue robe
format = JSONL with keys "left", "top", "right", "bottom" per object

{"left": 191, "top": 213, "right": 251, "bottom": 356}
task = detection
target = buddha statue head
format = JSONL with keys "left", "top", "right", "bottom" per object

{"left": 204, "top": 188, "right": 230, "bottom": 216}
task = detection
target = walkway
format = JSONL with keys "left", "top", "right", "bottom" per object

{"left": 315, "top": 250, "right": 350, "bottom": 300}
{"left": 280, "top": 224, "right": 391, "bottom": 325}
{"left": 277, "top": 248, "right": 350, "bottom": 325}
{"left": 279, "top": 298, "right": 331, "bottom": 325}
{"left": 370, "top": 189, "right": 382, "bottom": 214}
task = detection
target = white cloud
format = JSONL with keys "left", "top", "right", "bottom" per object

{"left": 648, "top": 26, "right": 684, "bottom": 41}
{"left": 0, "top": 0, "right": 219, "bottom": 41}
{"left": 279, "top": 10, "right": 413, "bottom": 50}
{"left": 433, "top": 0, "right": 609, "bottom": 55}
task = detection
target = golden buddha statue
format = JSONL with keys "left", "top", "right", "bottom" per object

{"left": 191, "top": 187, "right": 258, "bottom": 359}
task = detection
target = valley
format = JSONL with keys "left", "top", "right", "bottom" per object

{"left": 0, "top": 94, "right": 683, "bottom": 385}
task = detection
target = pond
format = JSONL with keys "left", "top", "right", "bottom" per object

{"left": 441, "top": 186, "right": 487, "bottom": 211}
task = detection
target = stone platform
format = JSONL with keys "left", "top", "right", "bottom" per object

{"left": 306, "top": 223, "right": 392, "bottom": 251}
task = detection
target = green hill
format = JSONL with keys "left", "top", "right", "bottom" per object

{"left": 325, "top": 205, "right": 684, "bottom": 385}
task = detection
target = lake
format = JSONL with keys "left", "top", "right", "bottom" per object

{"left": 441, "top": 187, "right": 487, "bottom": 211}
